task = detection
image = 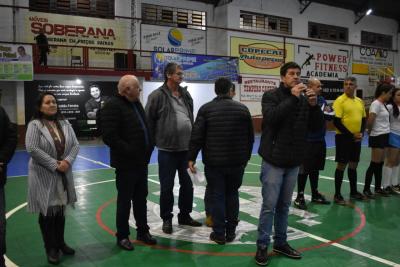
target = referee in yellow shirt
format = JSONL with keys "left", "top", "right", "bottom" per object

{"left": 332, "top": 77, "right": 368, "bottom": 204}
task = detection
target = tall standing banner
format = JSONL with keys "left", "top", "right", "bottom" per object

{"left": 24, "top": 81, "right": 118, "bottom": 136}
{"left": 296, "top": 45, "right": 350, "bottom": 80}
{"left": 230, "top": 37, "right": 294, "bottom": 76}
{"left": 0, "top": 43, "right": 33, "bottom": 81}
{"left": 151, "top": 52, "right": 238, "bottom": 81}
{"left": 141, "top": 24, "right": 206, "bottom": 56}
{"left": 21, "top": 11, "right": 130, "bottom": 67}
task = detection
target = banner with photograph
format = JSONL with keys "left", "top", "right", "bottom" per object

{"left": 240, "top": 76, "right": 280, "bottom": 102}
{"left": 0, "top": 43, "right": 33, "bottom": 81}
{"left": 151, "top": 52, "right": 238, "bottom": 81}
{"left": 296, "top": 45, "right": 349, "bottom": 80}
{"left": 230, "top": 37, "right": 294, "bottom": 76}
{"left": 20, "top": 11, "right": 130, "bottom": 67}
{"left": 24, "top": 81, "right": 118, "bottom": 136}
{"left": 141, "top": 24, "right": 206, "bottom": 56}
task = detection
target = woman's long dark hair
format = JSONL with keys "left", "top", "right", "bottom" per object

{"left": 31, "top": 92, "right": 64, "bottom": 121}
{"left": 389, "top": 87, "right": 400, "bottom": 118}
{"left": 374, "top": 83, "right": 394, "bottom": 99}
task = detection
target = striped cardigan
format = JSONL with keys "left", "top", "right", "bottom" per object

{"left": 25, "top": 119, "right": 79, "bottom": 215}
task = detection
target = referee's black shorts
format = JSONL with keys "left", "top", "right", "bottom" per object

{"left": 335, "top": 134, "right": 361, "bottom": 164}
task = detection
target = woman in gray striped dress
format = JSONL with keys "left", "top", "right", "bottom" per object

{"left": 25, "top": 92, "right": 79, "bottom": 265}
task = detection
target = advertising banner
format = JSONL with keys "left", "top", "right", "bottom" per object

{"left": 0, "top": 43, "right": 33, "bottom": 81}
{"left": 240, "top": 76, "right": 280, "bottom": 102}
{"left": 24, "top": 81, "right": 118, "bottom": 136}
{"left": 230, "top": 37, "right": 294, "bottom": 76}
{"left": 352, "top": 46, "right": 394, "bottom": 69}
{"left": 151, "top": 52, "right": 238, "bottom": 81}
{"left": 296, "top": 45, "right": 350, "bottom": 80}
{"left": 141, "top": 24, "right": 206, "bottom": 56}
{"left": 21, "top": 11, "right": 130, "bottom": 67}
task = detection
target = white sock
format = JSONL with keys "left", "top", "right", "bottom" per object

{"left": 382, "top": 166, "right": 392, "bottom": 188}
{"left": 391, "top": 165, "right": 399, "bottom": 186}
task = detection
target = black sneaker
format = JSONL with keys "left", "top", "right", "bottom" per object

{"left": 255, "top": 245, "right": 269, "bottom": 266}
{"left": 294, "top": 195, "right": 307, "bottom": 210}
{"left": 137, "top": 232, "right": 157, "bottom": 245}
{"left": 226, "top": 232, "right": 236, "bottom": 243}
{"left": 363, "top": 190, "right": 376, "bottom": 199}
{"left": 273, "top": 243, "right": 302, "bottom": 259}
{"left": 162, "top": 219, "right": 173, "bottom": 234}
{"left": 350, "top": 191, "right": 368, "bottom": 201}
{"left": 334, "top": 194, "right": 346, "bottom": 205}
{"left": 375, "top": 188, "right": 390, "bottom": 197}
{"left": 311, "top": 192, "right": 330, "bottom": 204}
{"left": 178, "top": 216, "right": 202, "bottom": 227}
{"left": 210, "top": 232, "right": 226, "bottom": 245}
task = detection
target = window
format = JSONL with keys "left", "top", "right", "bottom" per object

{"left": 361, "top": 31, "right": 392, "bottom": 49}
{"left": 308, "top": 22, "right": 348, "bottom": 42}
{"left": 239, "top": 11, "right": 292, "bottom": 35}
{"left": 29, "top": 0, "right": 114, "bottom": 19}
{"left": 142, "top": 4, "right": 206, "bottom": 30}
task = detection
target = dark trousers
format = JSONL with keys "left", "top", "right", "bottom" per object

{"left": 0, "top": 187, "right": 5, "bottom": 257}
{"left": 158, "top": 150, "right": 193, "bottom": 221}
{"left": 205, "top": 165, "right": 244, "bottom": 236}
{"left": 39, "top": 50, "right": 47, "bottom": 66}
{"left": 115, "top": 167, "right": 149, "bottom": 240}
{"left": 38, "top": 210, "right": 66, "bottom": 252}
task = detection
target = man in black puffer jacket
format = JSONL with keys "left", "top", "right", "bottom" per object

{"left": 255, "top": 62, "right": 323, "bottom": 266}
{"left": 100, "top": 75, "right": 157, "bottom": 251}
{"left": 188, "top": 77, "right": 254, "bottom": 244}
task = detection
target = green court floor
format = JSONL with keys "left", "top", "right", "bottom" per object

{"left": 4, "top": 147, "right": 400, "bottom": 267}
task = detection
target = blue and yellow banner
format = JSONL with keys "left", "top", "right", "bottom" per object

{"left": 151, "top": 52, "right": 239, "bottom": 81}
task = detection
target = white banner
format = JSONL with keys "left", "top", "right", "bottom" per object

{"left": 352, "top": 46, "right": 394, "bottom": 67}
{"left": 140, "top": 24, "right": 206, "bottom": 55}
{"left": 0, "top": 43, "right": 33, "bottom": 81}
{"left": 296, "top": 45, "right": 350, "bottom": 80}
{"left": 240, "top": 76, "right": 280, "bottom": 102}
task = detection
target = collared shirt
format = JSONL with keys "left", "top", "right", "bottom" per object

{"left": 333, "top": 93, "right": 366, "bottom": 134}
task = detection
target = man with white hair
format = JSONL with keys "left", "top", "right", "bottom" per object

{"left": 100, "top": 75, "right": 157, "bottom": 251}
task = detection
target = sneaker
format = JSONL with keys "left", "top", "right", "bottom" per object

{"left": 162, "top": 219, "right": 173, "bottom": 234}
{"left": 334, "top": 194, "right": 346, "bottom": 205}
{"left": 210, "top": 232, "right": 225, "bottom": 245}
{"left": 178, "top": 216, "right": 202, "bottom": 227}
{"left": 385, "top": 186, "right": 397, "bottom": 195}
{"left": 60, "top": 243, "right": 75, "bottom": 255}
{"left": 137, "top": 232, "right": 157, "bottom": 245}
{"left": 294, "top": 195, "right": 307, "bottom": 210}
{"left": 226, "top": 232, "right": 236, "bottom": 243}
{"left": 311, "top": 192, "right": 331, "bottom": 204}
{"left": 363, "top": 190, "right": 376, "bottom": 199}
{"left": 255, "top": 245, "right": 269, "bottom": 266}
{"left": 375, "top": 188, "right": 390, "bottom": 197}
{"left": 391, "top": 185, "right": 400, "bottom": 194}
{"left": 205, "top": 215, "right": 213, "bottom": 227}
{"left": 273, "top": 243, "right": 302, "bottom": 259}
{"left": 350, "top": 191, "right": 368, "bottom": 201}
{"left": 117, "top": 238, "right": 134, "bottom": 251}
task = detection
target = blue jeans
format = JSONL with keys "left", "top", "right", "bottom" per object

{"left": 257, "top": 161, "right": 299, "bottom": 248}
{"left": 158, "top": 150, "right": 193, "bottom": 221}
{"left": 205, "top": 165, "right": 244, "bottom": 236}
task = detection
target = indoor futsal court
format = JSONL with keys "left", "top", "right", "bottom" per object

{"left": 4, "top": 133, "right": 400, "bottom": 267}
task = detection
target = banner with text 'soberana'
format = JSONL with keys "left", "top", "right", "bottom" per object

{"left": 20, "top": 11, "right": 130, "bottom": 68}
{"left": 230, "top": 37, "right": 294, "bottom": 76}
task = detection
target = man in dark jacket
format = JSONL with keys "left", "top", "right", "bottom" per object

{"left": 255, "top": 62, "right": 323, "bottom": 266}
{"left": 145, "top": 62, "right": 201, "bottom": 234}
{"left": 188, "top": 78, "right": 254, "bottom": 244}
{"left": 0, "top": 106, "right": 17, "bottom": 267}
{"left": 35, "top": 28, "right": 50, "bottom": 66}
{"left": 100, "top": 75, "right": 156, "bottom": 251}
